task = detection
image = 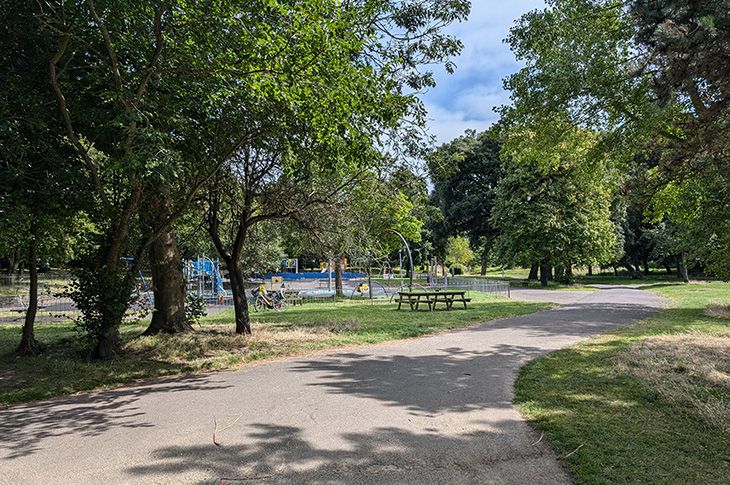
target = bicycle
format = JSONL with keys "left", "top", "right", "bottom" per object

{"left": 251, "top": 286, "right": 289, "bottom": 312}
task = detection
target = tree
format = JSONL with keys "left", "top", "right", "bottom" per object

{"left": 197, "top": 0, "right": 468, "bottom": 333}
{"left": 205, "top": 148, "right": 355, "bottom": 334}
{"left": 429, "top": 130, "right": 503, "bottom": 274}
{"left": 284, "top": 168, "right": 423, "bottom": 296}
{"left": 491, "top": 127, "right": 621, "bottom": 285}
{"left": 631, "top": 0, "right": 730, "bottom": 174}
{"left": 0, "top": 3, "right": 86, "bottom": 355}
{"left": 9, "top": 0, "right": 468, "bottom": 355}
{"left": 501, "top": 0, "right": 730, "bottom": 280}
{"left": 32, "top": 1, "right": 228, "bottom": 357}
{"left": 444, "top": 236, "right": 474, "bottom": 270}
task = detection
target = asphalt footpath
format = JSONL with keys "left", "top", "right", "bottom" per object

{"left": 0, "top": 286, "right": 665, "bottom": 484}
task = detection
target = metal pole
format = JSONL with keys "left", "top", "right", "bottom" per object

{"left": 399, "top": 249, "right": 403, "bottom": 288}
{"left": 368, "top": 257, "right": 373, "bottom": 302}
{"left": 386, "top": 229, "right": 413, "bottom": 290}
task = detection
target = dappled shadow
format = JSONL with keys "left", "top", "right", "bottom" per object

{"left": 0, "top": 373, "right": 232, "bottom": 460}
{"left": 291, "top": 345, "right": 545, "bottom": 416}
{"left": 126, "top": 421, "right": 570, "bottom": 484}
{"left": 285, "top": 288, "right": 665, "bottom": 415}
{"left": 1, "top": 286, "right": 668, "bottom": 482}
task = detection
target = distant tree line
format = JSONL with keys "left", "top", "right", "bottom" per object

{"left": 424, "top": 0, "right": 730, "bottom": 286}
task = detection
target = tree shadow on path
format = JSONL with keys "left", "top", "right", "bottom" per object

{"left": 0, "top": 373, "right": 232, "bottom": 460}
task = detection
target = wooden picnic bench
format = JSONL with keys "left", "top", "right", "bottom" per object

{"left": 396, "top": 290, "right": 471, "bottom": 311}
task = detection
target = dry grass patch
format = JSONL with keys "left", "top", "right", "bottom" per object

{"left": 124, "top": 324, "right": 338, "bottom": 365}
{"left": 704, "top": 300, "right": 730, "bottom": 319}
{"left": 615, "top": 330, "right": 730, "bottom": 433}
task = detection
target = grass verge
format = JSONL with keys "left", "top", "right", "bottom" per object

{"left": 0, "top": 291, "right": 553, "bottom": 406}
{"left": 514, "top": 282, "right": 730, "bottom": 484}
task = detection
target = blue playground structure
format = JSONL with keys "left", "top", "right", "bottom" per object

{"left": 184, "top": 255, "right": 227, "bottom": 302}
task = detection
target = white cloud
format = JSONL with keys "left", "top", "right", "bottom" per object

{"left": 423, "top": 102, "right": 497, "bottom": 146}
{"left": 453, "top": 84, "right": 512, "bottom": 119}
{"left": 419, "top": 0, "right": 547, "bottom": 144}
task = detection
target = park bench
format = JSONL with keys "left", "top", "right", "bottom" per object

{"left": 395, "top": 293, "right": 433, "bottom": 311}
{"left": 396, "top": 290, "right": 470, "bottom": 311}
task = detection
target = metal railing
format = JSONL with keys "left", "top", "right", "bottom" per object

{"left": 447, "top": 277, "right": 511, "bottom": 298}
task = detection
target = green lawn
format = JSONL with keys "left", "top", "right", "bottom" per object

{"left": 515, "top": 282, "right": 730, "bottom": 484}
{"left": 0, "top": 291, "right": 554, "bottom": 406}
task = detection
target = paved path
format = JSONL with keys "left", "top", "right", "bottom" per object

{"left": 0, "top": 287, "right": 665, "bottom": 484}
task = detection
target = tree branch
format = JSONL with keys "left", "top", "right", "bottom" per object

{"left": 48, "top": 31, "right": 110, "bottom": 208}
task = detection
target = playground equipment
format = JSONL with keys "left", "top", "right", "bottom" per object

{"left": 428, "top": 256, "right": 448, "bottom": 289}
{"left": 184, "top": 255, "right": 226, "bottom": 301}
{"left": 319, "top": 258, "right": 347, "bottom": 273}
{"left": 386, "top": 229, "right": 413, "bottom": 289}
{"left": 120, "top": 257, "right": 153, "bottom": 305}
{"left": 280, "top": 258, "right": 298, "bottom": 273}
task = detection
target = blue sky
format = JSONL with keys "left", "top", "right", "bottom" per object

{"left": 419, "top": 0, "right": 547, "bottom": 146}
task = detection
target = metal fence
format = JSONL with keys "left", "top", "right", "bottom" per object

{"left": 447, "top": 277, "right": 511, "bottom": 298}
{"left": 0, "top": 273, "right": 512, "bottom": 325}
{"left": 0, "top": 272, "right": 78, "bottom": 325}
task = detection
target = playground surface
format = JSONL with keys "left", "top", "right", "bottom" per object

{"left": 0, "top": 286, "right": 664, "bottom": 484}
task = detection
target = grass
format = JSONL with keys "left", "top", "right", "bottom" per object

{"left": 0, "top": 291, "right": 554, "bottom": 406}
{"left": 514, "top": 281, "right": 730, "bottom": 484}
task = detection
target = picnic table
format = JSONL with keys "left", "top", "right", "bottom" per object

{"left": 395, "top": 290, "right": 471, "bottom": 311}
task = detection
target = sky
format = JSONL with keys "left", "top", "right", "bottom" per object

{"left": 419, "top": 0, "right": 547, "bottom": 146}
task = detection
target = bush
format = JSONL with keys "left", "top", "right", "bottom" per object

{"left": 450, "top": 264, "right": 465, "bottom": 275}
{"left": 555, "top": 272, "right": 576, "bottom": 285}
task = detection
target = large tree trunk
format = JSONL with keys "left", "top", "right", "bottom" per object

{"left": 17, "top": 224, "right": 41, "bottom": 356}
{"left": 143, "top": 226, "right": 192, "bottom": 335}
{"left": 480, "top": 245, "right": 489, "bottom": 276}
{"left": 142, "top": 186, "right": 191, "bottom": 335}
{"left": 677, "top": 252, "right": 689, "bottom": 283}
{"left": 528, "top": 263, "right": 539, "bottom": 280}
{"left": 335, "top": 257, "right": 343, "bottom": 297}
{"left": 229, "top": 263, "right": 251, "bottom": 334}
{"left": 539, "top": 264, "right": 549, "bottom": 287}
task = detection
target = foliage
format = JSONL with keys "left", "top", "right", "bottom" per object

{"left": 445, "top": 236, "right": 474, "bottom": 267}
{"left": 66, "top": 265, "right": 136, "bottom": 353}
{"left": 500, "top": 0, "right": 730, "bottom": 280}
{"left": 631, "top": 0, "right": 730, "bottom": 174}
{"left": 184, "top": 292, "right": 207, "bottom": 327}
{"left": 428, "top": 130, "right": 503, "bottom": 270}
{"left": 491, "top": 126, "right": 621, "bottom": 269}
{"left": 3, "top": 0, "right": 468, "bottom": 352}
{"left": 649, "top": 168, "right": 730, "bottom": 280}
